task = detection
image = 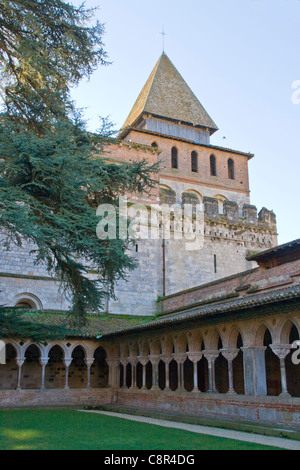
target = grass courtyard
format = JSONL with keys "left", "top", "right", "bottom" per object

{"left": 0, "top": 408, "right": 282, "bottom": 450}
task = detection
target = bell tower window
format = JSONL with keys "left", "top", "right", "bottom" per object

{"left": 171, "top": 147, "right": 178, "bottom": 169}
{"left": 191, "top": 151, "right": 198, "bottom": 173}
{"left": 210, "top": 155, "right": 217, "bottom": 176}
{"left": 228, "top": 158, "right": 235, "bottom": 179}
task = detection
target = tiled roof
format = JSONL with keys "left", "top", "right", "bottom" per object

{"left": 12, "top": 285, "right": 300, "bottom": 340}
{"left": 247, "top": 239, "right": 300, "bottom": 262}
{"left": 121, "top": 53, "right": 218, "bottom": 135}
{"left": 102, "top": 285, "right": 300, "bottom": 338}
{"left": 19, "top": 311, "right": 155, "bottom": 339}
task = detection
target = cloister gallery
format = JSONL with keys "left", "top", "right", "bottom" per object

{"left": 1, "top": 239, "right": 300, "bottom": 426}
{"left": 1, "top": 53, "right": 300, "bottom": 426}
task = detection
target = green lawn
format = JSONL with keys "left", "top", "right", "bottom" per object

{"left": 0, "top": 409, "right": 281, "bottom": 450}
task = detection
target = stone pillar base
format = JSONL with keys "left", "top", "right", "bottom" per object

{"left": 279, "top": 391, "right": 291, "bottom": 398}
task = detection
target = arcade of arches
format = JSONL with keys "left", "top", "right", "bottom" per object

{"left": 1, "top": 316, "right": 300, "bottom": 399}
{"left": 115, "top": 317, "right": 300, "bottom": 399}
{"left": 0, "top": 341, "right": 109, "bottom": 391}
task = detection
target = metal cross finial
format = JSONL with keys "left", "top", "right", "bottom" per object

{"left": 160, "top": 27, "right": 167, "bottom": 52}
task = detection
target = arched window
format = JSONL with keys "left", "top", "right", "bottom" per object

{"left": 15, "top": 302, "right": 33, "bottom": 309}
{"left": 182, "top": 192, "right": 200, "bottom": 217}
{"left": 171, "top": 147, "right": 178, "bottom": 169}
{"left": 210, "top": 155, "right": 217, "bottom": 176}
{"left": 191, "top": 151, "right": 198, "bottom": 173}
{"left": 13, "top": 293, "right": 43, "bottom": 310}
{"left": 160, "top": 187, "right": 176, "bottom": 206}
{"left": 151, "top": 142, "right": 158, "bottom": 148}
{"left": 214, "top": 194, "right": 227, "bottom": 214}
{"left": 228, "top": 158, "right": 235, "bottom": 179}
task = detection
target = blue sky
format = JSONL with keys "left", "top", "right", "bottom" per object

{"left": 72, "top": 0, "right": 300, "bottom": 245}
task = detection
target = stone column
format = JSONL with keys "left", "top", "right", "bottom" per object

{"left": 173, "top": 353, "right": 187, "bottom": 391}
{"left": 149, "top": 355, "right": 161, "bottom": 391}
{"left": 138, "top": 356, "right": 148, "bottom": 390}
{"left": 16, "top": 357, "right": 25, "bottom": 390}
{"left": 161, "top": 355, "right": 173, "bottom": 391}
{"left": 110, "top": 359, "right": 120, "bottom": 389}
{"left": 85, "top": 358, "right": 94, "bottom": 389}
{"left": 39, "top": 357, "right": 49, "bottom": 391}
{"left": 106, "top": 359, "right": 117, "bottom": 389}
{"left": 220, "top": 349, "right": 239, "bottom": 395}
{"left": 120, "top": 359, "right": 128, "bottom": 389}
{"left": 241, "top": 346, "right": 267, "bottom": 396}
{"left": 270, "top": 344, "right": 291, "bottom": 398}
{"left": 188, "top": 352, "right": 203, "bottom": 393}
{"left": 129, "top": 358, "right": 138, "bottom": 389}
{"left": 203, "top": 350, "right": 219, "bottom": 393}
{"left": 63, "top": 358, "right": 72, "bottom": 390}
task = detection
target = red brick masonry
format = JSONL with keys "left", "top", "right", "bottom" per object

{"left": 2, "top": 388, "right": 299, "bottom": 428}
{"left": 116, "top": 389, "right": 300, "bottom": 427}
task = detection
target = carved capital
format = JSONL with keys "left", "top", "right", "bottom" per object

{"left": 203, "top": 350, "right": 220, "bottom": 362}
{"left": 137, "top": 356, "right": 149, "bottom": 366}
{"left": 128, "top": 356, "right": 138, "bottom": 366}
{"left": 270, "top": 344, "right": 291, "bottom": 360}
{"left": 172, "top": 353, "right": 187, "bottom": 364}
{"left": 120, "top": 358, "right": 128, "bottom": 367}
{"left": 220, "top": 348, "right": 239, "bottom": 362}
{"left": 188, "top": 352, "right": 203, "bottom": 363}
{"left": 63, "top": 358, "right": 73, "bottom": 368}
{"left": 16, "top": 357, "right": 25, "bottom": 368}
{"left": 149, "top": 354, "right": 161, "bottom": 366}
{"left": 85, "top": 358, "right": 95, "bottom": 368}
{"left": 39, "top": 357, "right": 49, "bottom": 367}
{"left": 160, "top": 354, "right": 173, "bottom": 364}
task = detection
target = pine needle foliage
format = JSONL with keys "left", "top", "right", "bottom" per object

{"left": 0, "top": 1, "right": 158, "bottom": 332}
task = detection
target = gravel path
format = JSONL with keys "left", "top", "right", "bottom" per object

{"left": 79, "top": 409, "right": 300, "bottom": 450}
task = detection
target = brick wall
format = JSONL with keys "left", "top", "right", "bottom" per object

{"left": 125, "top": 130, "right": 251, "bottom": 196}
{"left": 160, "top": 258, "right": 300, "bottom": 313}
{"left": 0, "top": 389, "right": 113, "bottom": 408}
{"left": 116, "top": 389, "right": 300, "bottom": 427}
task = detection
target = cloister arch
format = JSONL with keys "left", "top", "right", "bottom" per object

{"left": 45, "top": 345, "right": 65, "bottom": 389}
{"left": 253, "top": 323, "right": 275, "bottom": 347}
{"left": 0, "top": 343, "right": 18, "bottom": 390}
{"left": 91, "top": 346, "right": 108, "bottom": 388}
{"left": 69, "top": 346, "right": 87, "bottom": 389}
{"left": 215, "top": 336, "right": 229, "bottom": 393}
{"left": 173, "top": 333, "right": 188, "bottom": 353}
{"left": 279, "top": 319, "right": 300, "bottom": 345}
{"left": 264, "top": 329, "right": 281, "bottom": 396}
{"left": 161, "top": 335, "right": 174, "bottom": 355}
{"left": 285, "top": 323, "right": 300, "bottom": 397}
{"left": 22, "top": 344, "right": 41, "bottom": 389}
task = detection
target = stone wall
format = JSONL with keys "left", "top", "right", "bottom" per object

{"left": 160, "top": 258, "right": 300, "bottom": 314}
{"left": 0, "top": 389, "right": 113, "bottom": 408}
{"left": 0, "top": 137, "right": 277, "bottom": 316}
{"left": 116, "top": 389, "right": 300, "bottom": 427}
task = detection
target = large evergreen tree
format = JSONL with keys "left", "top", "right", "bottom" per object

{"left": 0, "top": 0, "right": 157, "bottom": 331}
{"left": 0, "top": 0, "right": 108, "bottom": 127}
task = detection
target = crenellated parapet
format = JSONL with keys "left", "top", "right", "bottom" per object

{"left": 203, "top": 196, "right": 277, "bottom": 232}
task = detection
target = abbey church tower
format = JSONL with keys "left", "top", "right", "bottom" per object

{"left": 0, "top": 53, "right": 278, "bottom": 316}
{"left": 108, "top": 53, "right": 278, "bottom": 315}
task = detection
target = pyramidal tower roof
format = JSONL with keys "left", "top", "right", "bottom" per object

{"left": 120, "top": 52, "right": 218, "bottom": 137}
